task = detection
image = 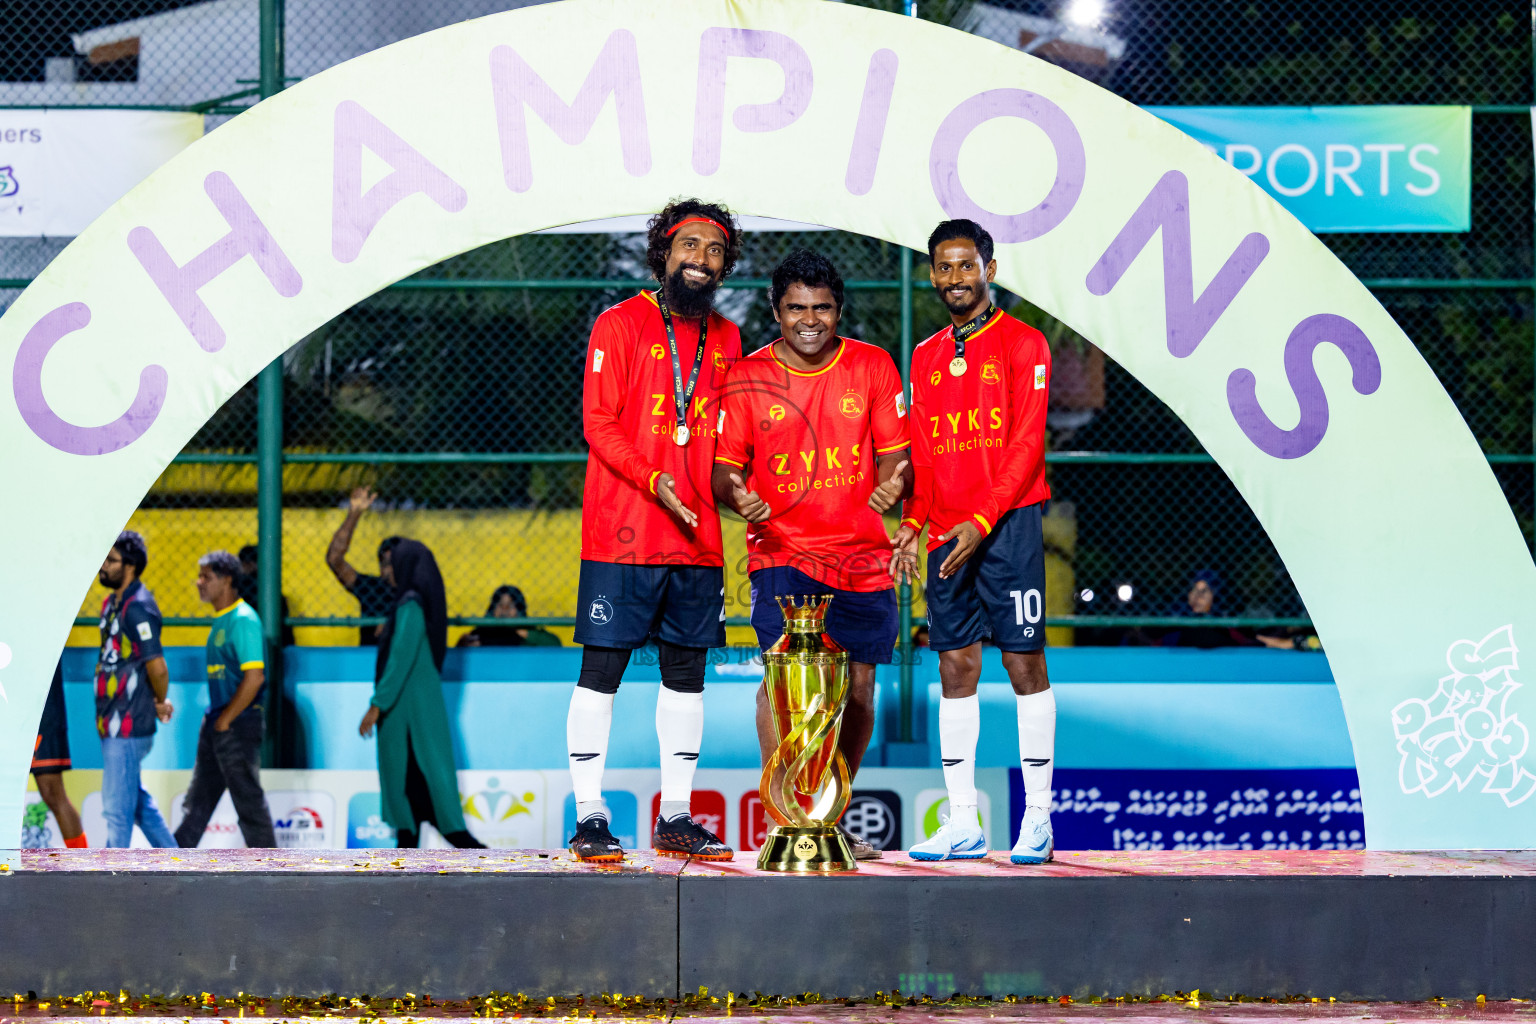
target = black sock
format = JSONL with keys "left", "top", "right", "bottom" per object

{"left": 396, "top": 828, "right": 419, "bottom": 849}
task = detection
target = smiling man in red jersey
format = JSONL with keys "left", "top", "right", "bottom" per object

{"left": 567, "top": 198, "right": 743, "bottom": 864}
{"left": 713, "top": 248, "right": 911, "bottom": 860}
{"left": 892, "top": 218, "right": 1056, "bottom": 866}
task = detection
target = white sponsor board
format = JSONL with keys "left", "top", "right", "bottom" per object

{"left": 0, "top": 110, "right": 202, "bottom": 237}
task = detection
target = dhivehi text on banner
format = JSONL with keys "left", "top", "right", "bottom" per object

{"left": 0, "top": 110, "right": 203, "bottom": 237}
{"left": 1148, "top": 106, "right": 1470, "bottom": 232}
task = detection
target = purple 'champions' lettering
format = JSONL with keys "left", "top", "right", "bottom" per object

{"left": 1226, "top": 313, "right": 1381, "bottom": 459}
{"left": 1085, "top": 169, "right": 1270, "bottom": 359}
{"left": 693, "top": 28, "right": 814, "bottom": 175}
{"left": 332, "top": 100, "right": 467, "bottom": 263}
{"left": 12, "top": 302, "right": 167, "bottom": 456}
{"left": 490, "top": 29, "right": 651, "bottom": 193}
{"left": 844, "top": 49, "right": 898, "bottom": 196}
{"left": 928, "top": 88, "right": 1085, "bottom": 243}
{"left": 126, "top": 171, "right": 303, "bottom": 353}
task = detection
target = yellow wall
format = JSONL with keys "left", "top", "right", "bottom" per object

{"left": 71, "top": 506, "right": 1074, "bottom": 649}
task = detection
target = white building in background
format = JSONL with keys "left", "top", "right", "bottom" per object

{"left": 0, "top": 0, "right": 547, "bottom": 108}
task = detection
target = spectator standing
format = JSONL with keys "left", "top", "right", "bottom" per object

{"left": 175, "top": 551, "right": 276, "bottom": 848}
{"left": 357, "top": 540, "right": 485, "bottom": 849}
{"left": 31, "top": 658, "right": 87, "bottom": 847}
{"left": 457, "top": 585, "right": 562, "bottom": 648}
{"left": 94, "top": 531, "right": 177, "bottom": 848}
{"left": 325, "top": 486, "right": 401, "bottom": 645}
{"left": 237, "top": 544, "right": 295, "bottom": 649}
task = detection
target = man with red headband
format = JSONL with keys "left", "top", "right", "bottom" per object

{"left": 566, "top": 199, "right": 743, "bottom": 863}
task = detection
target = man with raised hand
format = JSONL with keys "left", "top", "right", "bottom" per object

{"left": 892, "top": 218, "right": 1056, "bottom": 865}
{"left": 325, "top": 486, "right": 402, "bottom": 646}
{"left": 713, "top": 248, "right": 911, "bottom": 861}
{"left": 566, "top": 198, "right": 744, "bottom": 863}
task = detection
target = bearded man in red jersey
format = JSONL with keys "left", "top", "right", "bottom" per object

{"left": 713, "top": 248, "right": 911, "bottom": 860}
{"left": 566, "top": 199, "right": 743, "bottom": 863}
{"left": 887, "top": 219, "right": 1057, "bottom": 865}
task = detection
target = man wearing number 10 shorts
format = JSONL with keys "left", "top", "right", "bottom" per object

{"left": 566, "top": 199, "right": 743, "bottom": 864}
{"left": 889, "top": 219, "right": 1057, "bottom": 865}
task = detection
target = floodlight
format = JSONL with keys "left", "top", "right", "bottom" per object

{"left": 1063, "top": 0, "right": 1106, "bottom": 27}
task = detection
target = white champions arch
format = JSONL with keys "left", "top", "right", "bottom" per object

{"left": 1, "top": 0, "right": 1532, "bottom": 851}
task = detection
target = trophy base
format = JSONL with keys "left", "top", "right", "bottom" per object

{"left": 755, "top": 825, "right": 858, "bottom": 873}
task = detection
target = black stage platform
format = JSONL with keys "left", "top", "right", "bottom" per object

{"left": 1, "top": 849, "right": 1532, "bottom": 1000}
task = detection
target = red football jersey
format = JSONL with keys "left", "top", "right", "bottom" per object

{"left": 904, "top": 310, "right": 1052, "bottom": 550}
{"left": 716, "top": 338, "right": 910, "bottom": 592}
{"left": 581, "top": 291, "right": 741, "bottom": 566}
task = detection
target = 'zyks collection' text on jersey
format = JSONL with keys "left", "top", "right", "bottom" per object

{"left": 905, "top": 310, "right": 1052, "bottom": 549}
{"left": 582, "top": 292, "right": 743, "bottom": 566}
{"left": 717, "top": 338, "right": 910, "bottom": 592}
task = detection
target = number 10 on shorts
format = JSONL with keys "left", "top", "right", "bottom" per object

{"left": 1010, "top": 589, "right": 1042, "bottom": 626}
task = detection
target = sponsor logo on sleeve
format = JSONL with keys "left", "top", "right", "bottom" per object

{"left": 1034, "top": 364, "right": 1046, "bottom": 390}
{"left": 895, "top": 392, "right": 907, "bottom": 418}
{"left": 593, "top": 348, "right": 605, "bottom": 373}
{"left": 136, "top": 621, "right": 153, "bottom": 641}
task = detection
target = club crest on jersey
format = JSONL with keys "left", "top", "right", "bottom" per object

{"left": 713, "top": 349, "right": 726, "bottom": 370}
{"left": 770, "top": 453, "right": 792, "bottom": 476}
{"left": 589, "top": 598, "right": 614, "bottom": 625}
{"left": 982, "top": 359, "right": 1003, "bottom": 385}
{"left": 839, "top": 391, "right": 865, "bottom": 419}
{"left": 929, "top": 370, "right": 941, "bottom": 386}
{"left": 651, "top": 343, "right": 665, "bottom": 359}
{"left": 768, "top": 404, "right": 787, "bottom": 421}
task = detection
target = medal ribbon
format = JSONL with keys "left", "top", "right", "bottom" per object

{"left": 655, "top": 290, "right": 708, "bottom": 441}
{"left": 951, "top": 304, "right": 998, "bottom": 365}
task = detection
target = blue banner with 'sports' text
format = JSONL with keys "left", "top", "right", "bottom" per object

{"left": 1148, "top": 106, "right": 1470, "bottom": 232}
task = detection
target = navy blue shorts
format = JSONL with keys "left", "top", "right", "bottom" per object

{"left": 925, "top": 504, "right": 1047, "bottom": 653}
{"left": 31, "top": 661, "right": 70, "bottom": 776}
{"left": 573, "top": 560, "right": 726, "bottom": 649}
{"left": 749, "top": 565, "right": 898, "bottom": 665}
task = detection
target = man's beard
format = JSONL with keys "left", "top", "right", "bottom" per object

{"left": 664, "top": 264, "right": 721, "bottom": 319}
{"left": 99, "top": 568, "right": 123, "bottom": 588}
{"left": 943, "top": 284, "right": 982, "bottom": 317}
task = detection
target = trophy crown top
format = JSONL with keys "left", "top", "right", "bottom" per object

{"left": 776, "top": 593, "right": 834, "bottom": 630}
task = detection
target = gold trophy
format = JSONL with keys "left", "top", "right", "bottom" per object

{"left": 756, "top": 595, "right": 857, "bottom": 873}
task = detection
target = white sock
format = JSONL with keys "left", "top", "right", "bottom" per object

{"left": 656, "top": 686, "right": 704, "bottom": 807}
{"left": 938, "top": 694, "right": 980, "bottom": 822}
{"left": 567, "top": 686, "right": 614, "bottom": 815}
{"left": 1017, "top": 687, "right": 1057, "bottom": 811}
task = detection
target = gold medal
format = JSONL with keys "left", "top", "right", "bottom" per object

{"left": 949, "top": 357, "right": 968, "bottom": 377}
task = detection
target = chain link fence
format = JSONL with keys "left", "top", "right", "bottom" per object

{"left": 0, "top": 0, "right": 1530, "bottom": 648}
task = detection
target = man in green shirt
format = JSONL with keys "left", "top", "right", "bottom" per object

{"left": 174, "top": 550, "right": 276, "bottom": 848}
